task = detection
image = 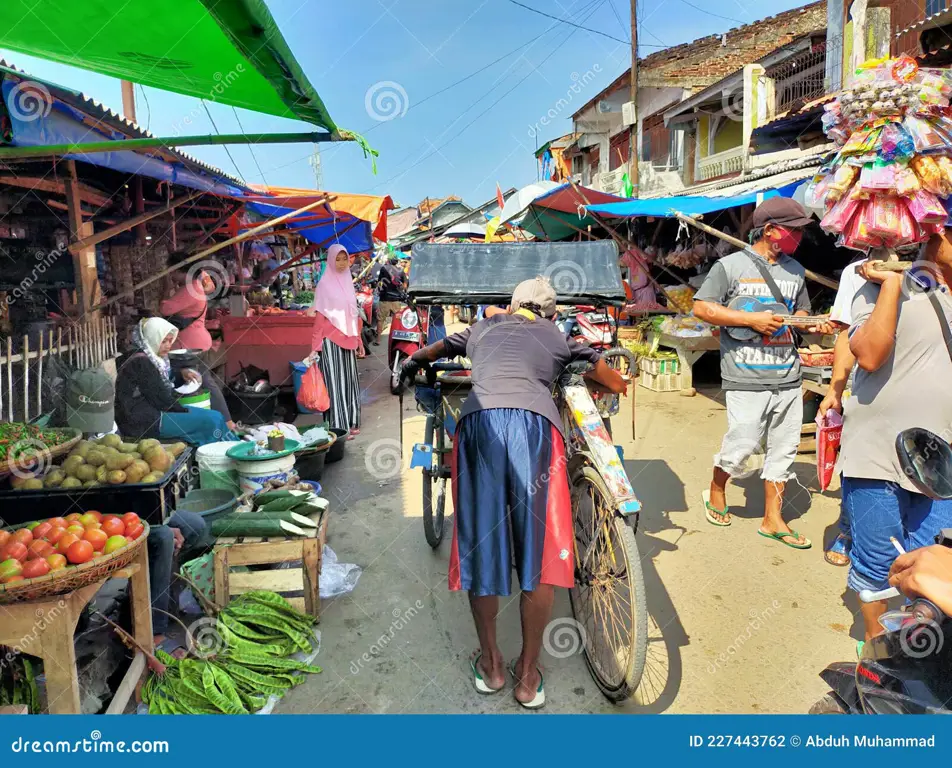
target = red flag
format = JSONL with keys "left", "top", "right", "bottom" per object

{"left": 496, "top": 183, "right": 505, "bottom": 211}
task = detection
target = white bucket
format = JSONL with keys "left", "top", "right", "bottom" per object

{"left": 235, "top": 452, "right": 296, "bottom": 495}
{"left": 196, "top": 441, "right": 243, "bottom": 494}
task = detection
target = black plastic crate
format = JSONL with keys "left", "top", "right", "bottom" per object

{"left": 0, "top": 448, "right": 193, "bottom": 526}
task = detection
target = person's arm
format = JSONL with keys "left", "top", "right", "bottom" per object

{"left": 849, "top": 269, "right": 903, "bottom": 371}
{"left": 584, "top": 358, "right": 628, "bottom": 395}
{"left": 410, "top": 339, "right": 450, "bottom": 365}
{"left": 159, "top": 285, "right": 195, "bottom": 317}
{"left": 120, "top": 356, "right": 180, "bottom": 412}
{"left": 819, "top": 329, "right": 854, "bottom": 416}
{"left": 692, "top": 260, "right": 785, "bottom": 336}
{"left": 484, "top": 306, "right": 509, "bottom": 318}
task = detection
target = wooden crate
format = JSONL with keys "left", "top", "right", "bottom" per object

{"left": 639, "top": 370, "right": 685, "bottom": 392}
{"left": 213, "top": 512, "right": 328, "bottom": 620}
{"left": 639, "top": 356, "right": 680, "bottom": 376}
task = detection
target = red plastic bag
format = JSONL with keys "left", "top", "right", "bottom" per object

{"left": 816, "top": 410, "right": 843, "bottom": 491}
{"left": 297, "top": 360, "right": 330, "bottom": 413}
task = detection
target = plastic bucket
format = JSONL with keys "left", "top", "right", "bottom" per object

{"left": 235, "top": 452, "right": 296, "bottom": 495}
{"left": 179, "top": 389, "right": 211, "bottom": 409}
{"left": 291, "top": 361, "right": 315, "bottom": 415}
{"left": 196, "top": 441, "right": 243, "bottom": 495}
{"left": 176, "top": 488, "right": 238, "bottom": 523}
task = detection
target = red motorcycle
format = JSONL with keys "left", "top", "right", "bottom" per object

{"left": 388, "top": 297, "right": 428, "bottom": 395}
{"left": 560, "top": 305, "right": 617, "bottom": 351}
{"left": 355, "top": 283, "right": 378, "bottom": 354}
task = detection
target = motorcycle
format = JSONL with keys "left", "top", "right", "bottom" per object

{"left": 811, "top": 428, "right": 952, "bottom": 715}
{"left": 388, "top": 296, "right": 428, "bottom": 395}
{"left": 558, "top": 305, "right": 617, "bottom": 352}
{"left": 356, "top": 283, "right": 378, "bottom": 354}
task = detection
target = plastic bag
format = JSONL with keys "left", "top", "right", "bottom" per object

{"left": 906, "top": 189, "right": 947, "bottom": 224}
{"left": 820, "top": 194, "right": 861, "bottom": 234}
{"left": 296, "top": 359, "right": 330, "bottom": 413}
{"left": 867, "top": 196, "right": 903, "bottom": 237}
{"left": 816, "top": 410, "right": 843, "bottom": 492}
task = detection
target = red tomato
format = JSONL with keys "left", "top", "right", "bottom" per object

{"left": 27, "top": 540, "right": 54, "bottom": 560}
{"left": 0, "top": 531, "right": 10, "bottom": 550}
{"left": 0, "top": 558, "right": 22, "bottom": 579}
{"left": 45, "top": 526, "right": 66, "bottom": 544}
{"left": 83, "top": 529, "right": 108, "bottom": 550}
{"left": 47, "top": 517, "right": 68, "bottom": 529}
{"left": 66, "top": 540, "right": 94, "bottom": 565}
{"left": 56, "top": 533, "right": 79, "bottom": 555}
{"left": 46, "top": 554, "right": 67, "bottom": 571}
{"left": 124, "top": 522, "right": 145, "bottom": 541}
{"left": 104, "top": 535, "right": 128, "bottom": 554}
{"left": 85, "top": 511, "right": 103, "bottom": 522}
{"left": 101, "top": 518, "right": 125, "bottom": 537}
{"left": 22, "top": 558, "right": 50, "bottom": 579}
{"left": 13, "top": 528, "right": 33, "bottom": 546}
{"left": 1, "top": 574, "right": 24, "bottom": 583}
{"left": 65, "top": 524, "right": 85, "bottom": 537}
{"left": 64, "top": 513, "right": 82, "bottom": 523}
{"left": 2, "top": 542, "right": 28, "bottom": 562}
{"left": 31, "top": 522, "right": 52, "bottom": 540}
{"left": 79, "top": 513, "right": 99, "bottom": 527}
{"left": 121, "top": 513, "right": 141, "bottom": 528}
{"left": 83, "top": 521, "right": 101, "bottom": 530}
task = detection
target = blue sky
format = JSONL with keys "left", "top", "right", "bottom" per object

{"left": 1, "top": 0, "right": 812, "bottom": 210}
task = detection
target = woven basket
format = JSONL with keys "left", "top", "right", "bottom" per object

{"left": 0, "top": 429, "right": 82, "bottom": 480}
{"left": 617, "top": 326, "right": 646, "bottom": 343}
{"left": 0, "top": 522, "right": 150, "bottom": 604}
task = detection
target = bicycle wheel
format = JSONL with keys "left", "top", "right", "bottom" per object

{"left": 422, "top": 415, "right": 447, "bottom": 548}
{"left": 569, "top": 464, "right": 647, "bottom": 701}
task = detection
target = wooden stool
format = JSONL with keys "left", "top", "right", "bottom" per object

{"left": 0, "top": 545, "right": 153, "bottom": 715}
{"left": 213, "top": 511, "right": 327, "bottom": 619}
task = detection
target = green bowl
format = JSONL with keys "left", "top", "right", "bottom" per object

{"left": 225, "top": 439, "right": 300, "bottom": 462}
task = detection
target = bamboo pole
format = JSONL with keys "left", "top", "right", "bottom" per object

{"left": 7, "top": 336, "right": 12, "bottom": 421}
{"left": 22, "top": 334, "right": 29, "bottom": 422}
{"left": 69, "top": 192, "right": 203, "bottom": 253}
{"left": 37, "top": 331, "right": 43, "bottom": 417}
{"left": 89, "top": 197, "right": 334, "bottom": 313}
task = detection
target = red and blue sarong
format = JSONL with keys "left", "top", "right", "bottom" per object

{"left": 449, "top": 408, "right": 574, "bottom": 596}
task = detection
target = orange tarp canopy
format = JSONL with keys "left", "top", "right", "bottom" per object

{"left": 249, "top": 185, "right": 395, "bottom": 242}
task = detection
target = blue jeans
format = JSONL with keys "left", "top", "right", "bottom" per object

{"left": 147, "top": 511, "right": 210, "bottom": 634}
{"left": 844, "top": 477, "right": 952, "bottom": 592}
{"left": 160, "top": 406, "right": 236, "bottom": 447}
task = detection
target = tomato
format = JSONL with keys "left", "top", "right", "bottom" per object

{"left": 124, "top": 522, "right": 145, "bottom": 541}
{"left": 83, "top": 529, "right": 108, "bottom": 550}
{"left": 47, "top": 517, "right": 68, "bottom": 529}
{"left": 1, "top": 574, "right": 24, "bottom": 583}
{"left": 84, "top": 511, "right": 103, "bottom": 523}
{"left": 46, "top": 554, "right": 67, "bottom": 571}
{"left": 45, "top": 526, "right": 66, "bottom": 544}
{"left": 66, "top": 540, "right": 94, "bottom": 565}
{"left": 25, "top": 521, "right": 40, "bottom": 530}
{"left": 83, "top": 521, "right": 102, "bottom": 530}
{"left": 0, "top": 531, "right": 10, "bottom": 550}
{"left": 64, "top": 513, "right": 82, "bottom": 523}
{"left": 21, "top": 559, "right": 50, "bottom": 579}
{"left": 2, "top": 542, "right": 28, "bottom": 562}
{"left": 27, "top": 540, "right": 54, "bottom": 560}
{"left": 56, "top": 533, "right": 79, "bottom": 554}
{"left": 121, "top": 513, "right": 141, "bottom": 528}
{"left": 31, "top": 522, "right": 52, "bottom": 540}
{"left": 103, "top": 535, "right": 128, "bottom": 555}
{"left": 13, "top": 528, "right": 33, "bottom": 546}
{"left": 65, "top": 524, "right": 85, "bottom": 537}
{"left": 102, "top": 518, "right": 126, "bottom": 537}
{"left": 79, "top": 513, "right": 100, "bottom": 527}
{"left": 0, "top": 558, "right": 22, "bottom": 580}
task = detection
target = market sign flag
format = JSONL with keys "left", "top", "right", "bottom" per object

{"left": 0, "top": 0, "right": 339, "bottom": 133}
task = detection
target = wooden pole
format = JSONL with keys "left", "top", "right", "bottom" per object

{"left": 121, "top": 80, "right": 137, "bottom": 124}
{"left": 628, "top": 0, "right": 639, "bottom": 197}
{"left": 89, "top": 197, "right": 333, "bottom": 312}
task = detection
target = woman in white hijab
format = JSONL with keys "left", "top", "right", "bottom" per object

{"left": 115, "top": 318, "right": 236, "bottom": 446}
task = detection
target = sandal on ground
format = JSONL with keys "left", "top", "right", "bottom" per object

{"left": 471, "top": 653, "right": 504, "bottom": 695}
{"left": 702, "top": 489, "right": 731, "bottom": 527}
{"left": 508, "top": 660, "right": 545, "bottom": 710}
{"left": 758, "top": 528, "right": 811, "bottom": 550}
{"left": 824, "top": 533, "right": 851, "bottom": 567}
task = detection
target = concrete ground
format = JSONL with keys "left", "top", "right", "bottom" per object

{"left": 279, "top": 339, "right": 861, "bottom": 715}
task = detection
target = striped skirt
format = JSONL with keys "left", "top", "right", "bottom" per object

{"left": 319, "top": 340, "right": 361, "bottom": 431}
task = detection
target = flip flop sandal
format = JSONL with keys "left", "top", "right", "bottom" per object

{"left": 702, "top": 490, "right": 731, "bottom": 527}
{"left": 471, "top": 653, "right": 504, "bottom": 695}
{"left": 508, "top": 660, "right": 545, "bottom": 710}
{"left": 824, "top": 533, "right": 851, "bottom": 567}
{"left": 758, "top": 529, "right": 812, "bottom": 550}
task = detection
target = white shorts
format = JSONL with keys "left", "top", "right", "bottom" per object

{"left": 714, "top": 388, "right": 802, "bottom": 483}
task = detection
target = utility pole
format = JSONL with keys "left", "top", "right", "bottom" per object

{"left": 628, "top": 0, "right": 639, "bottom": 198}
{"left": 120, "top": 80, "right": 137, "bottom": 124}
{"left": 120, "top": 81, "right": 146, "bottom": 244}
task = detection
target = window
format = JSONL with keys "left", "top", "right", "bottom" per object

{"left": 927, "top": 0, "right": 948, "bottom": 16}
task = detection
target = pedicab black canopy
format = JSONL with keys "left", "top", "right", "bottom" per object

{"left": 408, "top": 241, "right": 625, "bottom": 306}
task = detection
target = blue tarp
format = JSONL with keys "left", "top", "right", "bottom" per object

{"left": 246, "top": 201, "right": 374, "bottom": 255}
{"left": 2, "top": 80, "right": 243, "bottom": 197}
{"left": 585, "top": 189, "right": 781, "bottom": 218}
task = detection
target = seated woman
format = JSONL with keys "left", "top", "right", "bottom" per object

{"left": 115, "top": 318, "right": 237, "bottom": 447}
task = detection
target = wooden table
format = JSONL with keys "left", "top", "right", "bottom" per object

{"left": 0, "top": 544, "right": 153, "bottom": 715}
{"left": 647, "top": 332, "right": 720, "bottom": 391}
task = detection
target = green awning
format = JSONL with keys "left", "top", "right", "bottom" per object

{"left": 0, "top": 0, "right": 338, "bottom": 132}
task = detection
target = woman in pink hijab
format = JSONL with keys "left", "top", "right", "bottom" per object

{"left": 307, "top": 244, "right": 362, "bottom": 437}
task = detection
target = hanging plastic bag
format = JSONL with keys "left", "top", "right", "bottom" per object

{"left": 816, "top": 410, "right": 843, "bottom": 492}
{"left": 297, "top": 358, "right": 330, "bottom": 413}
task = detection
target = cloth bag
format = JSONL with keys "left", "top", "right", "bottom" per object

{"left": 297, "top": 359, "right": 330, "bottom": 413}
{"left": 816, "top": 410, "right": 843, "bottom": 491}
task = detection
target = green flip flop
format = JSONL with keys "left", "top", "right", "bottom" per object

{"left": 508, "top": 660, "right": 545, "bottom": 710}
{"left": 758, "top": 528, "right": 812, "bottom": 550}
{"left": 702, "top": 490, "right": 731, "bottom": 527}
{"left": 471, "top": 653, "right": 504, "bottom": 695}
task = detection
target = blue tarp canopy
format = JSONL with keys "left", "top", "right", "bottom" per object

{"left": 246, "top": 201, "right": 374, "bottom": 255}
{"left": 585, "top": 189, "right": 780, "bottom": 218}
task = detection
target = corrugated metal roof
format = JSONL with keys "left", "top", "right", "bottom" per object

{"left": 895, "top": 7, "right": 952, "bottom": 40}
{"left": 654, "top": 153, "right": 823, "bottom": 199}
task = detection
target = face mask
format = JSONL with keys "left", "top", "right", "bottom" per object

{"left": 769, "top": 227, "right": 802, "bottom": 255}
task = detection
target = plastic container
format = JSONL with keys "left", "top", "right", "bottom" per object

{"left": 179, "top": 389, "right": 211, "bottom": 409}
{"left": 176, "top": 488, "right": 238, "bottom": 522}
{"left": 291, "top": 361, "right": 315, "bottom": 415}
{"left": 196, "top": 441, "right": 243, "bottom": 495}
{"left": 326, "top": 428, "right": 347, "bottom": 463}
{"left": 233, "top": 452, "right": 297, "bottom": 495}
{"left": 226, "top": 388, "right": 279, "bottom": 425}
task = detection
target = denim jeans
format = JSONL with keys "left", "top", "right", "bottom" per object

{"left": 159, "top": 406, "right": 236, "bottom": 447}
{"left": 147, "top": 511, "right": 210, "bottom": 634}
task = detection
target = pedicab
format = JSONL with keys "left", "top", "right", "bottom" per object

{"left": 403, "top": 240, "right": 647, "bottom": 701}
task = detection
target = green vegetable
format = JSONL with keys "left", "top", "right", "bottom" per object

{"left": 210, "top": 518, "right": 308, "bottom": 538}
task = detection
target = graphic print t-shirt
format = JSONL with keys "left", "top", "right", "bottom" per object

{"left": 693, "top": 250, "right": 811, "bottom": 391}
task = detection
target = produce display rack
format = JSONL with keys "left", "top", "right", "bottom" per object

{"left": 213, "top": 509, "right": 328, "bottom": 620}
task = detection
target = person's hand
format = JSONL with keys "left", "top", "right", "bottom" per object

{"left": 170, "top": 527, "right": 185, "bottom": 554}
{"left": 818, "top": 388, "right": 842, "bottom": 417}
{"left": 226, "top": 421, "right": 238, "bottom": 433}
{"left": 859, "top": 261, "right": 904, "bottom": 286}
{"left": 889, "top": 545, "right": 952, "bottom": 616}
{"left": 746, "top": 311, "right": 785, "bottom": 337}
{"left": 399, "top": 358, "right": 422, "bottom": 385}
{"left": 181, "top": 369, "right": 202, "bottom": 384}
{"left": 808, "top": 320, "right": 838, "bottom": 336}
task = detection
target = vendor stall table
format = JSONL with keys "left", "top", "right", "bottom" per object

{"left": 647, "top": 332, "right": 720, "bottom": 392}
{"left": 214, "top": 509, "right": 328, "bottom": 620}
{"left": 0, "top": 548, "right": 152, "bottom": 715}
{"left": 221, "top": 313, "right": 312, "bottom": 386}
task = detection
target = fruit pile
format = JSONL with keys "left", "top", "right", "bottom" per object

{"left": 0, "top": 511, "right": 145, "bottom": 583}
{"left": 11, "top": 436, "right": 186, "bottom": 491}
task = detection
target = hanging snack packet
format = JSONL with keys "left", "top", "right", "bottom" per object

{"left": 895, "top": 164, "right": 922, "bottom": 196}
{"left": 842, "top": 127, "right": 873, "bottom": 155}
{"left": 820, "top": 194, "right": 861, "bottom": 234}
{"left": 912, "top": 155, "right": 946, "bottom": 194}
{"left": 897, "top": 199, "right": 922, "bottom": 245}
{"left": 867, "top": 196, "right": 903, "bottom": 238}
{"left": 864, "top": 160, "right": 897, "bottom": 192}
{"left": 906, "top": 189, "right": 948, "bottom": 224}
{"left": 845, "top": 201, "right": 882, "bottom": 249}
{"left": 879, "top": 122, "right": 916, "bottom": 161}
{"left": 905, "top": 114, "right": 946, "bottom": 153}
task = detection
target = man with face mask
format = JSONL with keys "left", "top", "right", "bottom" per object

{"left": 693, "top": 198, "right": 824, "bottom": 550}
